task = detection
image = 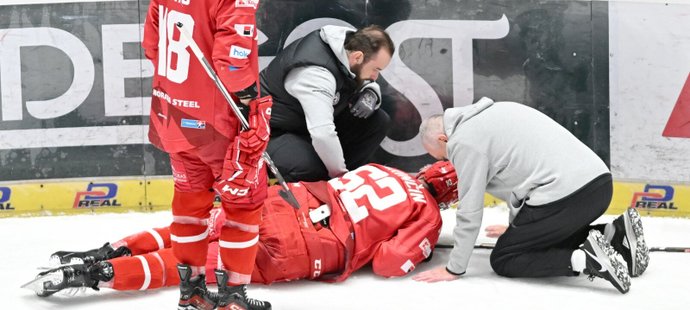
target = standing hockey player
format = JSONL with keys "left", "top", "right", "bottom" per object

{"left": 29, "top": 162, "right": 457, "bottom": 295}
{"left": 142, "top": 0, "right": 270, "bottom": 309}
{"left": 261, "top": 25, "right": 395, "bottom": 182}
{"left": 414, "top": 97, "right": 649, "bottom": 294}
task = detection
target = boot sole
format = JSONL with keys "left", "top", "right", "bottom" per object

{"left": 625, "top": 208, "right": 650, "bottom": 277}
{"left": 588, "top": 231, "right": 631, "bottom": 294}
{"left": 178, "top": 300, "right": 216, "bottom": 310}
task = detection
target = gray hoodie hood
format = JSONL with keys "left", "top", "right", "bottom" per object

{"left": 320, "top": 25, "right": 356, "bottom": 78}
{"left": 443, "top": 97, "right": 494, "bottom": 137}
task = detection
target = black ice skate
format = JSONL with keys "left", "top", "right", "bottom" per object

{"left": 49, "top": 242, "right": 131, "bottom": 267}
{"left": 22, "top": 261, "right": 114, "bottom": 297}
{"left": 177, "top": 264, "right": 217, "bottom": 310}
{"left": 605, "top": 207, "right": 650, "bottom": 277}
{"left": 215, "top": 269, "right": 272, "bottom": 310}
{"left": 581, "top": 230, "right": 631, "bottom": 294}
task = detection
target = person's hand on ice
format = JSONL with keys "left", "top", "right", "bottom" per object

{"left": 485, "top": 225, "right": 508, "bottom": 238}
{"left": 412, "top": 266, "right": 461, "bottom": 283}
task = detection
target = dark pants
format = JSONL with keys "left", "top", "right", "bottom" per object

{"left": 490, "top": 173, "right": 612, "bottom": 278}
{"left": 266, "top": 109, "right": 390, "bottom": 182}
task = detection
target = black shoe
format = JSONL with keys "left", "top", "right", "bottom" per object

{"left": 605, "top": 208, "right": 650, "bottom": 277}
{"left": 581, "top": 230, "right": 631, "bottom": 294}
{"left": 177, "top": 264, "right": 216, "bottom": 310}
{"left": 28, "top": 261, "right": 113, "bottom": 297}
{"left": 215, "top": 269, "right": 271, "bottom": 310}
{"left": 49, "top": 242, "right": 131, "bottom": 266}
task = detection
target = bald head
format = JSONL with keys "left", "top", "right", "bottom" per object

{"left": 419, "top": 114, "right": 448, "bottom": 160}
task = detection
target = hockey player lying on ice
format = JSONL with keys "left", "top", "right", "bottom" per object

{"left": 29, "top": 161, "right": 459, "bottom": 296}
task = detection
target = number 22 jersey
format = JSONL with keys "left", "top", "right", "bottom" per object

{"left": 325, "top": 164, "right": 443, "bottom": 281}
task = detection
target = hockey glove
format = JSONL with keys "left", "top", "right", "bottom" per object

{"left": 238, "top": 96, "right": 272, "bottom": 157}
{"left": 350, "top": 81, "right": 381, "bottom": 119}
{"left": 214, "top": 96, "right": 272, "bottom": 205}
{"left": 214, "top": 142, "right": 268, "bottom": 205}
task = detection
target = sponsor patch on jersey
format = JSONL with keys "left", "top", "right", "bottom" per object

{"left": 400, "top": 259, "right": 415, "bottom": 273}
{"left": 419, "top": 238, "right": 432, "bottom": 258}
{"left": 181, "top": 118, "right": 206, "bottom": 129}
{"left": 229, "top": 45, "right": 251, "bottom": 59}
{"left": 234, "top": 24, "right": 254, "bottom": 37}
{"left": 235, "top": 0, "right": 258, "bottom": 9}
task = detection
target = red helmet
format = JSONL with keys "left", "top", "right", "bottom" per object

{"left": 416, "top": 160, "right": 458, "bottom": 209}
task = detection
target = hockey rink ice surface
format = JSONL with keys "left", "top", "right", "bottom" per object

{"left": 3, "top": 206, "right": 689, "bottom": 309}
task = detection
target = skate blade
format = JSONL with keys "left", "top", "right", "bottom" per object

{"left": 21, "top": 271, "right": 64, "bottom": 297}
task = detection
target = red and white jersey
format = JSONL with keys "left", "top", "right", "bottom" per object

{"left": 142, "top": 0, "right": 260, "bottom": 153}
{"left": 113, "top": 164, "right": 441, "bottom": 285}
{"left": 208, "top": 164, "right": 442, "bottom": 282}
{"left": 326, "top": 164, "right": 442, "bottom": 281}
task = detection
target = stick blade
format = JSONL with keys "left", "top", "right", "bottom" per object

{"left": 278, "top": 189, "right": 301, "bottom": 209}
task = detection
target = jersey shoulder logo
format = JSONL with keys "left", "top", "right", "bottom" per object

{"left": 236, "top": 0, "right": 258, "bottom": 9}
{"left": 234, "top": 24, "right": 254, "bottom": 37}
{"left": 229, "top": 45, "right": 251, "bottom": 59}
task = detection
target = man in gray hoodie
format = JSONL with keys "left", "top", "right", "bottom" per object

{"left": 260, "top": 25, "right": 394, "bottom": 182}
{"left": 413, "top": 97, "right": 649, "bottom": 294}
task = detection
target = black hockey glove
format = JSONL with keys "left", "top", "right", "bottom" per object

{"left": 350, "top": 81, "right": 381, "bottom": 119}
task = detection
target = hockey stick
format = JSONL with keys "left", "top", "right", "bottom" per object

{"left": 175, "top": 22, "right": 301, "bottom": 210}
{"left": 435, "top": 243, "right": 690, "bottom": 252}
{"left": 648, "top": 247, "right": 690, "bottom": 253}
{"left": 433, "top": 243, "right": 496, "bottom": 250}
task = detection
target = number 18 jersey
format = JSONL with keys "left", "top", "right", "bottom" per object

{"left": 142, "top": 0, "right": 260, "bottom": 153}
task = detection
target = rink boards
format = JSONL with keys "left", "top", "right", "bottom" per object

{"left": 0, "top": 178, "right": 687, "bottom": 218}
{"left": 1, "top": 0, "right": 689, "bottom": 219}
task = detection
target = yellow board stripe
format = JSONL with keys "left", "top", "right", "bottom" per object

{"left": 1, "top": 178, "right": 688, "bottom": 218}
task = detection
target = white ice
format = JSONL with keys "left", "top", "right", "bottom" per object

{"left": 3, "top": 206, "right": 689, "bottom": 309}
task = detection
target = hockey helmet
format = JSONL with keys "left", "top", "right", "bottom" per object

{"left": 416, "top": 160, "right": 458, "bottom": 209}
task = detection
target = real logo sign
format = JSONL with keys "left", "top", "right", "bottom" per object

{"left": 0, "top": 187, "right": 14, "bottom": 210}
{"left": 73, "top": 183, "right": 122, "bottom": 208}
{"left": 630, "top": 184, "right": 678, "bottom": 210}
